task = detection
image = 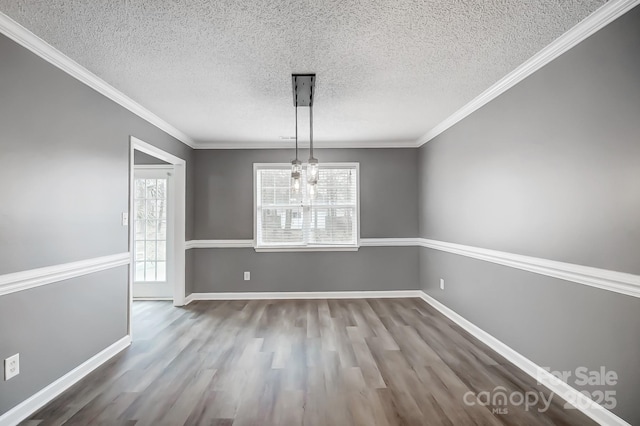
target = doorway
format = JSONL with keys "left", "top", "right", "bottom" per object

{"left": 128, "top": 136, "right": 186, "bottom": 336}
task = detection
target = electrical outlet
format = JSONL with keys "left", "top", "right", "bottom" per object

{"left": 244, "top": 271, "right": 250, "bottom": 281}
{"left": 440, "top": 278, "right": 445, "bottom": 290}
{"left": 4, "top": 354, "right": 19, "bottom": 381}
{"left": 121, "top": 212, "right": 129, "bottom": 226}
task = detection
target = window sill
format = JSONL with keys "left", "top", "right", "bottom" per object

{"left": 254, "top": 245, "right": 360, "bottom": 253}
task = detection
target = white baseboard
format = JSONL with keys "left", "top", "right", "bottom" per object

{"left": 0, "top": 335, "right": 131, "bottom": 426}
{"left": 184, "top": 290, "right": 421, "bottom": 304}
{"left": 417, "top": 291, "right": 629, "bottom": 426}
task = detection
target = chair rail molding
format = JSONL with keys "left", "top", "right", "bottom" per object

{"left": 0, "top": 253, "right": 130, "bottom": 297}
{"left": 185, "top": 238, "right": 420, "bottom": 249}
{"left": 417, "top": 238, "right": 640, "bottom": 298}
{"left": 359, "top": 238, "right": 420, "bottom": 247}
{"left": 185, "top": 240, "right": 254, "bottom": 249}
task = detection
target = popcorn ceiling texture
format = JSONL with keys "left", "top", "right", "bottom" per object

{"left": 0, "top": 0, "right": 607, "bottom": 145}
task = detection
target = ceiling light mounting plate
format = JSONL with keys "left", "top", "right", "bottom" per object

{"left": 292, "top": 74, "right": 316, "bottom": 107}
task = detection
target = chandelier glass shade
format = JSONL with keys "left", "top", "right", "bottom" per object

{"left": 290, "top": 74, "right": 319, "bottom": 197}
{"left": 291, "top": 104, "right": 302, "bottom": 193}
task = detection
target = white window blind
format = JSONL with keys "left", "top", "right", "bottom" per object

{"left": 255, "top": 163, "right": 359, "bottom": 249}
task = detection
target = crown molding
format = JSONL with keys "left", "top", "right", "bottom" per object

{"left": 191, "top": 139, "right": 420, "bottom": 149}
{"left": 415, "top": 0, "right": 640, "bottom": 147}
{"left": 0, "top": 12, "right": 196, "bottom": 149}
{"left": 4, "top": 0, "right": 636, "bottom": 151}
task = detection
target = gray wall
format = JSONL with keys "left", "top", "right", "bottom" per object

{"left": 2, "top": 2, "right": 638, "bottom": 422}
{"left": 194, "top": 148, "right": 418, "bottom": 239}
{"left": 418, "top": 6, "right": 640, "bottom": 423}
{"left": 0, "top": 33, "right": 193, "bottom": 416}
{"left": 418, "top": 8, "right": 640, "bottom": 274}
{"left": 0, "top": 36, "right": 195, "bottom": 276}
{"left": 190, "top": 148, "right": 419, "bottom": 293}
{"left": 0, "top": 267, "right": 128, "bottom": 414}
{"left": 192, "top": 247, "right": 419, "bottom": 293}
{"left": 134, "top": 150, "right": 170, "bottom": 165}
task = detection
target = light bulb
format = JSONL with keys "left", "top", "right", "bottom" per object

{"left": 308, "top": 162, "right": 318, "bottom": 178}
{"left": 291, "top": 169, "right": 301, "bottom": 194}
{"left": 308, "top": 183, "right": 316, "bottom": 198}
{"left": 307, "top": 157, "right": 319, "bottom": 185}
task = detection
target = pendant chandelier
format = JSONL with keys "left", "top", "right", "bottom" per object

{"left": 291, "top": 74, "right": 319, "bottom": 195}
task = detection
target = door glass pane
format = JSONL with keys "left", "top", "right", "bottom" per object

{"left": 145, "top": 262, "right": 156, "bottom": 281}
{"left": 157, "top": 241, "right": 166, "bottom": 261}
{"left": 157, "top": 200, "right": 167, "bottom": 220}
{"left": 145, "top": 179, "right": 157, "bottom": 198}
{"left": 135, "top": 180, "right": 146, "bottom": 199}
{"left": 146, "top": 200, "right": 157, "bottom": 220}
{"left": 135, "top": 262, "right": 145, "bottom": 280}
{"left": 135, "top": 241, "right": 145, "bottom": 261}
{"left": 156, "top": 262, "right": 166, "bottom": 281}
{"left": 145, "top": 241, "right": 157, "bottom": 261}
{"left": 135, "top": 200, "right": 146, "bottom": 219}
{"left": 157, "top": 221, "right": 167, "bottom": 240}
{"left": 135, "top": 220, "right": 145, "bottom": 240}
{"left": 145, "top": 220, "right": 157, "bottom": 239}
{"left": 157, "top": 179, "right": 166, "bottom": 199}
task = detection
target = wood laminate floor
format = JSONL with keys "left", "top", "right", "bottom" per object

{"left": 23, "top": 299, "right": 595, "bottom": 425}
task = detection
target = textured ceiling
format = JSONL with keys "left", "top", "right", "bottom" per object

{"left": 0, "top": 0, "right": 607, "bottom": 146}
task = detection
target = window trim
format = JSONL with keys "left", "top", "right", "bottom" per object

{"left": 253, "top": 162, "right": 361, "bottom": 252}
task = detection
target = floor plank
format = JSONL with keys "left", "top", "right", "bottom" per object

{"left": 23, "top": 299, "right": 596, "bottom": 425}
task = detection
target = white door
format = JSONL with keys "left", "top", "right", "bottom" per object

{"left": 133, "top": 167, "right": 173, "bottom": 298}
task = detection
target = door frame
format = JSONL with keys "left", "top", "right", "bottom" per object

{"left": 128, "top": 136, "right": 186, "bottom": 337}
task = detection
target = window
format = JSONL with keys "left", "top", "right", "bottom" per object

{"left": 254, "top": 163, "right": 359, "bottom": 251}
{"left": 134, "top": 176, "right": 168, "bottom": 281}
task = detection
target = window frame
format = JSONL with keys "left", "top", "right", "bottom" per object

{"left": 253, "top": 162, "right": 360, "bottom": 252}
